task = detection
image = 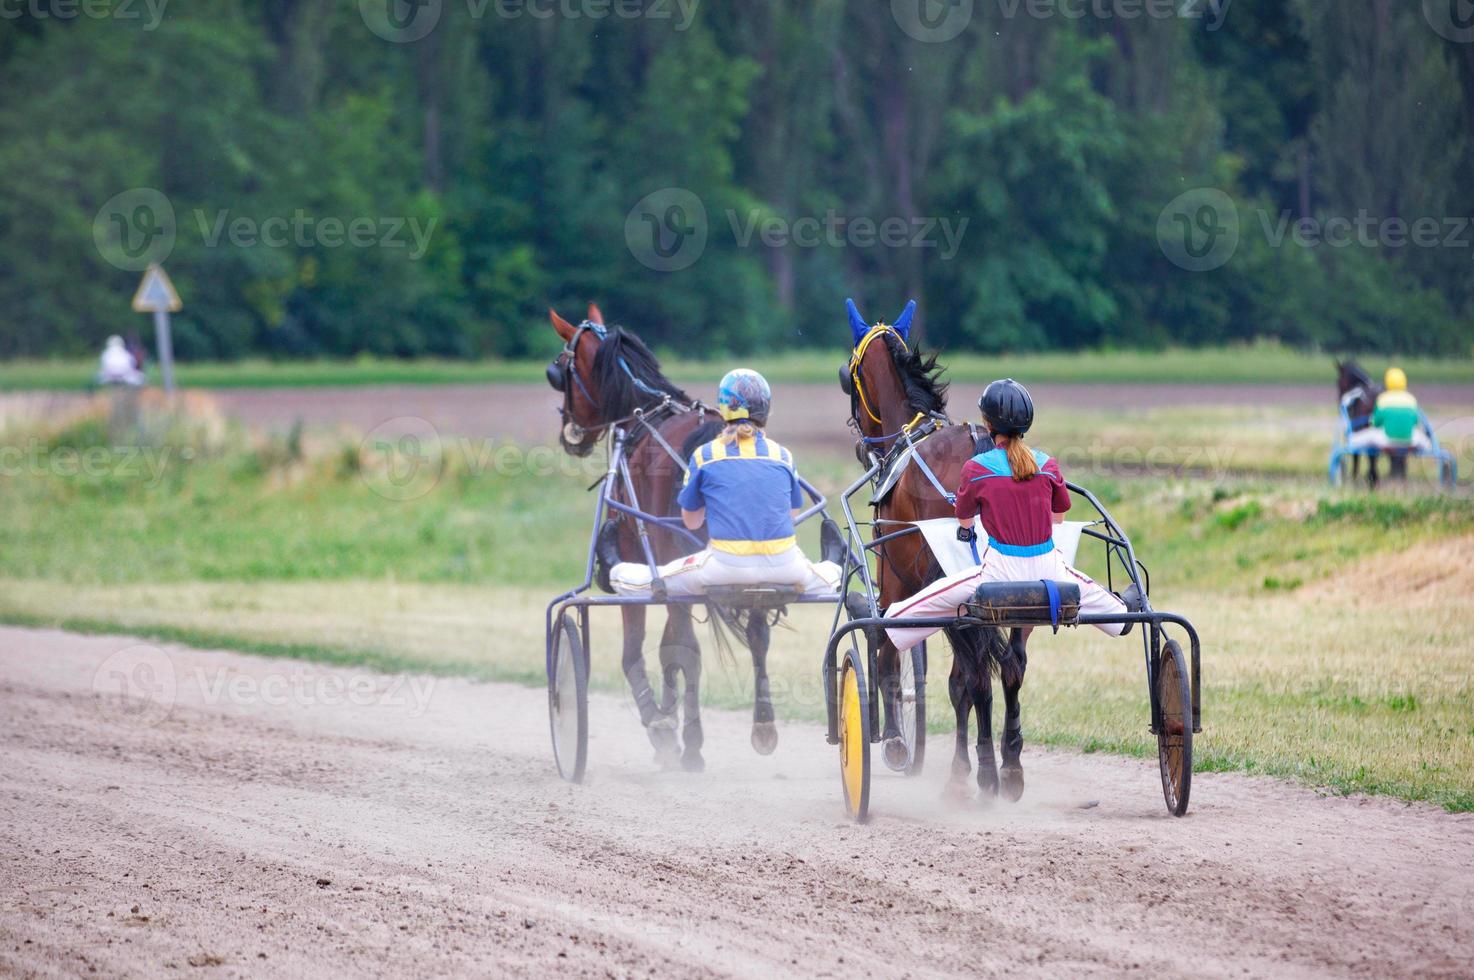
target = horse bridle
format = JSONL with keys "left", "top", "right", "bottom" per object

{"left": 547, "top": 320, "right": 607, "bottom": 444}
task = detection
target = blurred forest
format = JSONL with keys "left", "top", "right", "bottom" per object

{"left": 1, "top": 0, "right": 1471, "bottom": 361}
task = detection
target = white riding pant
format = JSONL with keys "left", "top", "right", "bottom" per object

{"left": 1346, "top": 427, "right": 1431, "bottom": 452}
{"left": 611, "top": 547, "right": 842, "bottom": 598}
{"left": 884, "top": 546, "right": 1129, "bottom": 650}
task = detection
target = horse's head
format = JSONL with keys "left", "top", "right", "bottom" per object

{"left": 547, "top": 305, "right": 609, "bottom": 457}
{"left": 840, "top": 299, "right": 944, "bottom": 455}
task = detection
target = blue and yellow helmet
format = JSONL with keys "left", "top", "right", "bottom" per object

{"left": 717, "top": 369, "right": 772, "bottom": 425}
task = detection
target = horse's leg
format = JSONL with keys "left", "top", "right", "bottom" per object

{"left": 666, "top": 607, "right": 705, "bottom": 772}
{"left": 946, "top": 656, "right": 973, "bottom": 800}
{"left": 1368, "top": 452, "right": 1380, "bottom": 489}
{"left": 623, "top": 606, "right": 679, "bottom": 765}
{"left": 1000, "top": 627, "right": 1029, "bottom": 802}
{"left": 748, "top": 614, "right": 778, "bottom": 755}
{"left": 877, "top": 640, "right": 908, "bottom": 770}
{"left": 961, "top": 627, "right": 999, "bottom": 799}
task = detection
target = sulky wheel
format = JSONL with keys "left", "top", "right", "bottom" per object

{"left": 838, "top": 646, "right": 872, "bottom": 823}
{"left": 899, "top": 644, "right": 927, "bottom": 776}
{"left": 549, "top": 613, "right": 589, "bottom": 784}
{"left": 1156, "top": 639, "right": 1193, "bottom": 817}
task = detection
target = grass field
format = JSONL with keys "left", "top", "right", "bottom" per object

{"left": 1, "top": 397, "right": 1471, "bottom": 810}
{"left": 5, "top": 342, "right": 1474, "bottom": 391}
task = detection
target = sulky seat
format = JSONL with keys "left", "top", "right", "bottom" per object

{"left": 967, "top": 581, "right": 1081, "bottom": 628}
{"left": 703, "top": 585, "right": 803, "bottom": 611}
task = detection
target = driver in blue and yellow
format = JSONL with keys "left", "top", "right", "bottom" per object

{"left": 600, "top": 369, "right": 843, "bottom": 597}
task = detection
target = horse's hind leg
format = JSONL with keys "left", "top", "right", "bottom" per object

{"left": 1000, "top": 627, "right": 1029, "bottom": 802}
{"left": 946, "top": 657, "right": 973, "bottom": 801}
{"left": 748, "top": 614, "right": 778, "bottom": 756}
{"left": 665, "top": 607, "right": 705, "bottom": 772}
{"left": 623, "top": 606, "right": 679, "bottom": 766}
{"left": 877, "top": 640, "right": 908, "bottom": 771}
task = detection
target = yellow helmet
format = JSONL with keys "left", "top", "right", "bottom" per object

{"left": 1384, "top": 367, "right": 1408, "bottom": 391}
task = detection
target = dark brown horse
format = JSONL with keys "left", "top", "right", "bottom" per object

{"left": 1337, "top": 359, "right": 1382, "bottom": 487}
{"left": 842, "top": 300, "right": 1022, "bottom": 801}
{"left": 547, "top": 306, "right": 778, "bottom": 772}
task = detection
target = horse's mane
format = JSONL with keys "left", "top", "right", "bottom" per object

{"left": 1339, "top": 359, "right": 1375, "bottom": 392}
{"left": 592, "top": 327, "right": 691, "bottom": 420}
{"left": 882, "top": 332, "right": 949, "bottom": 416}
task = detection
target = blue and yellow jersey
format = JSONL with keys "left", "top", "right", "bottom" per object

{"left": 677, "top": 431, "right": 804, "bottom": 555}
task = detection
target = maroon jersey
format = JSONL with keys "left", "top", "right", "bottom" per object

{"left": 954, "top": 446, "right": 1070, "bottom": 557}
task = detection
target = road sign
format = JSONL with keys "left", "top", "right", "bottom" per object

{"left": 132, "top": 264, "right": 180, "bottom": 393}
{"left": 132, "top": 264, "right": 181, "bottom": 313}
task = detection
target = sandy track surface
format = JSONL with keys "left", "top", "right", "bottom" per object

{"left": 2, "top": 626, "right": 1471, "bottom": 978}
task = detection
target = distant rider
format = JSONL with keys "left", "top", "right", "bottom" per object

{"left": 96, "top": 335, "right": 145, "bottom": 387}
{"left": 883, "top": 379, "right": 1137, "bottom": 657}
{"left": 599, "top": 369, "right": 844, "bottom": 597}
{"left": 1372, "top": 367, "right": 1425, "bottom": 480}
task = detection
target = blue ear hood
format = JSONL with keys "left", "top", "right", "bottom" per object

{"left": 893, "top": 300, "right": 917, "bottom": 342}
{"left": 846, "top": 299, "right": 869, "bottom": 346}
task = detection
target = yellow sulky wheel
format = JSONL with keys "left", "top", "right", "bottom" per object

{"left": 838, "top": 646, "right": 872, "bottom": 822}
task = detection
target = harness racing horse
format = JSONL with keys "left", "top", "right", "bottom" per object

{"left": 547, "top": 306, "right": 780, "bottom": 772}
{"left": 840, "top": 300, "right": 1022, "bottom": 802}
{"left": 1337, "top": 360, "right": 1382, "bottom": 488}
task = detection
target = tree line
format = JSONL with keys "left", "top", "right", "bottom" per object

{"left": 1, "top": 0, "right": 1470, "bottom": 361}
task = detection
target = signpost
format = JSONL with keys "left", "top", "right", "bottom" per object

{"left": 131, "top": 264, "right": 181, "bottom": 394}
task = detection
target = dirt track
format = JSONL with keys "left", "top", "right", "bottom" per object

{"left": 3, "top": 627, "right": 1471, "bottom": 978}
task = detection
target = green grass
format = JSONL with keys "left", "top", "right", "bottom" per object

{"left": 2, "top": 403, "right": 1471, "bottom": 810}
{"left": 5, "top": 341, "right": 1473, "bottom": 391}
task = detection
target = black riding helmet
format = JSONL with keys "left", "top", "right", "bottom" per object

{"left": 979, "top": 379, "right": 1034, "bottom": 436}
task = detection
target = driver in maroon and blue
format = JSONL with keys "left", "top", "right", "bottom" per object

{"left": 884, "top": 379, "right": 1136, "bottom": 652}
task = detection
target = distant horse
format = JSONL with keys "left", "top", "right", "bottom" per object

{"left": 1337, "top": 360, "right": 1382, "bottom": 488}
{"left": 546, "top": 306, "right": 778, "bottom": 771}
{"left": 840, "top": 300, "right": 1019, "bottom": 802}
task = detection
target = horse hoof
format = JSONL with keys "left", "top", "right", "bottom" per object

{"left": 750, "top": 722, "right": 778, "bottom": 756}
{"left": 681, "top": 747, "right": 706, "bottom": 773}
{"left": 943, "top": 778, "right": 973, "bottom": 804}
{"left": 1000, "top": 764, "right": 1024, "bottom": 802}
{"left": 882, "top": 736, "right": 910, "bottom": 772}
{"left": 648, "top": 723, "right": 681, "bottom": 768}
{"left": 977, "top": 768, "right": 1000, "bottom": 797}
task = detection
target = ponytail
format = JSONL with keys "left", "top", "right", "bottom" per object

{"left": 1003, "top": 435, "right": 1038, "bottom": 482}
{"left": 725, "top": 421, "right": 760, "bottom": 441}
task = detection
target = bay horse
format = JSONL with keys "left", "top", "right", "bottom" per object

{"left": 840, "top": 300, "right": 1022, "bottom": 802}
{"left": 1337, "top": 360, "right": 1382, "bottom": 488}
{"left": 547, "top": 305, "right": 779, "bottom": 772}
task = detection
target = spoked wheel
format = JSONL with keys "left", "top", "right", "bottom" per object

{"left": 838, "top": 646, "right": 872, "bottom": 823}
{"left": 1156, "top": 639, "right": 1192, "bottom": 817}
{"left": 898, "top": 644, "right": 926, "bottom": 776}
{"left": 548, "top": 613, "right": 588, "bottom": 784}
